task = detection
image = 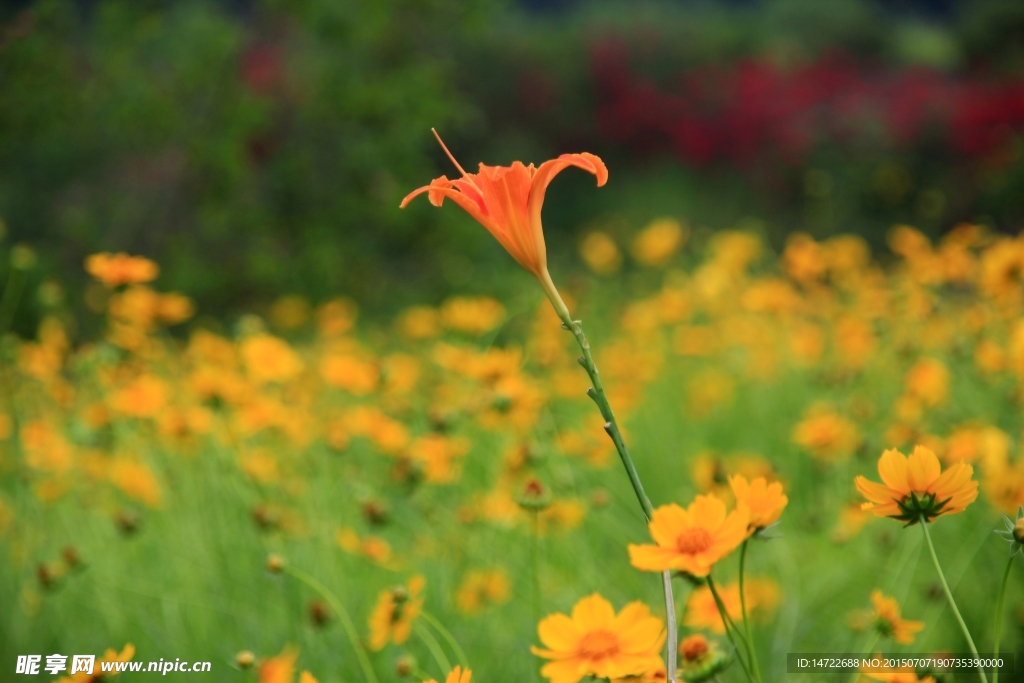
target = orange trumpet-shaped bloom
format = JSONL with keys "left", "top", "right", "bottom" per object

{"left": 400, "top": 130, "right": 607, "bottom": 299}
{"left": 855, "top": 445, "right": 978, "bottom": 524}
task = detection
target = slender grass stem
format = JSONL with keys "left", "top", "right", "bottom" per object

{"left": 848, "top": 632, "right": 879, "bottom": 683}
{"left": 415, "top": 622, "right": 452, "bottom": 675}
{"left": 707, "top": 575, "right": 754, "bottom": 683}
{"left": 421, "top": 610, "right": 469, "bottom": 668}
{"left": 663, "top": 570, "right": 678, "bottom": 681}
{"left": 919, "top": 517, "right": 987, "bottom": 683}
{"left": 285, "top": 566, "right": 379, "bottom": 683}
{"left": 532, "top": 510, "right": 542, "bottom": 625}
{"left": 545, "top": 288, "right": 678, "bottom": 681}
{"left": 738, "top": 541, "right": 763, "bottom": 683}
{"left": 992, "top": 555, "right": 1014, "bottom": 683}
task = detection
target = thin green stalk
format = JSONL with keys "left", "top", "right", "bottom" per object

{"left": 919, "top": 517, "right": 987, "bottom": 683}
{"left": 545, "top": 288, "right": 678, "bottom": 681}
{"left": 848, "top": 632, "right": 879, "bottom": 683}
{"left": 285, "top": 566, "right": 379, "bottom": 683}
{"left": 738, "top": 541, "right": 763, "bottom": 683}
{"left": 415, "top": 621, "right": 452, "bottom": 675}
{"left": 707, "top": 575, "right": 754, "bottom": 683}
{"left": 547, "top": 289, "right": 653, "bottom": 518}
{"left": 992, "top": 555, "right": 1014, "bottom": 683}
{"left": 663, "top": 570, "right": 678, "bottom": 681}
{"left": 421, "top": 610, "right": 469, "bottom": 669}
{"left": 532, "top": 510, "right": 542, "bottom": 625}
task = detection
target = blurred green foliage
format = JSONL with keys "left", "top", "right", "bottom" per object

{"left": 0, "top": 0, "right": 497, "bottom": 329}
{"left": 3, "top": 0, "right": 1024, "bottom": 334}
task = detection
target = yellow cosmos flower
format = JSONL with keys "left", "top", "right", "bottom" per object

{"left": 56, "top": 644, "right": 134, "bottom": 683}
{"left": 861, "top": 659, "right": 935, "bottom": 683}
{"left": 855, "top": 445, "right": 978, "bottom": 524}
{"left": 455, "top": 569, "right": 511, "bottom": 614}
{"left": 530, "top": 593, "right": 665, "bottom": 683}
{"left": 628, "top": 495, "right": 749, "bottom": 576}
{"left": 240, "top": 333, "right": 303, "bottom": 384}
{"left": 683, "top": 579, "right": 780, "bottom": 633}
{"left": 792, "top": 405, "right": 861, "bottom": 461}
{"left": 85, "top": 253, "right": 159, "bottom": 287}
{"left": 855, "top": 590, "right": 924, "bottom": 644}
{"left": 579, "top": 231, "right": 622, "bottom": 275}
{"left": 631, "top": 218, "right": 687, "bottom": 268}
{"left": 258, "top": 646, "right": 298, "bottom": 683}
{"left": 368, "top": 575, "right": 425, "bottom": 651}
{"left": 422, "top": 665, "right": 472, "bottom": 683}
{"left": 729, "top": 475, "right": 787, "bottom": 532}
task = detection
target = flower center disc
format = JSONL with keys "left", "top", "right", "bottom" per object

{"left": 578, "top": 630, "right": 620, "bottom": 659}
{"left": 675, "top": 527, "right": 714, "bottom": 554}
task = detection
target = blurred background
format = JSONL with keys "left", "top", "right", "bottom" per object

{"left": 2, "top": 0, "right": 1024, "bottom": 331}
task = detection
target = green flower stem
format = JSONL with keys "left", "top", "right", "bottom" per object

{"left": 285, "top": 565, "right": 379, "bottom": 683}
{"left": 662, "top": 570, "right": 678, "bottom": 681}
{"left": 532, "top": 510, "right": 542, "bottom": 626}
{"left": 848, "top": 632, "right": 879, "bottom": 683}
{"left": 707, "top": 574, "right": 754, "bottom": 683}
{"left": 545, "top": 287, "right": 678, "bottom": 682}
{"left": 992, "top": 555, "right": 1014, "bottom": 683}
{"left": 546, "top": 290, "right": 653, "bottom": 518}
{"left": 738, "top": 541, "right": 764, "bottom": 683}
{"left": 919, "top": 517, "right": 988, "bottom": 683}
{"left": 421, "top": 611, "right": 469, "bottom": 669}
{"left": 414, "top": 622, "right": 452, "bottom": 676}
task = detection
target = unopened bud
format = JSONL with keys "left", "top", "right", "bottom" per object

{"left": 678, "top": 634, "right": 729, "bottom": 682}
{"left": 252, "top": 505, "right": 279, "bottom": 530}
{"left": 361, "top": 499, "right": 389, "bottom": 525}
{"left": 391, "top": 585, "right": 409, "bottom": 603}
{"left": 395, "top": 655, "right": 416, "bottom": 677}
{"left": 115, "top": 509, "right": 140, "bottom": 535}
{"left": 680, "top": 634, "right": 708, "bottom": 662}
{"left": 266, "top": 554, "right": 284, "bottom": 573}
{"left": 37, "top": 563, "right": 55, "bottom": 589}
{"left": 309, "top": 599, "right": 330, "bottom": 627}
{"left": 1015, "top": 517, "right": 1024, "bottom": 544}
{"left": 61, "top": 546, "right": 82, "bottom": 570}
{"left": 516, "top": 478, "right": 552, "bottom": 511}
{"left": 235, "top": 651, "right": 255, "bottom": 669}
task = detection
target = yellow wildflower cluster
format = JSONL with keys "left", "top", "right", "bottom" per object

{"left": 5, "top": 221, "right": 1024, "bottom": 682}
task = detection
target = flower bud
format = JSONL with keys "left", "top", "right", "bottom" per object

{"left": 309, "top": 599, "right": 330, "bottom": 627}
{"left": 680, "top": 634, "right": 708, "bottom": 661}
{"left": 1015, "top": 517, "right": 1024, "bottom": 545}
{"left": 235, "top": 651, "right": 255, "bottom": 669}
{"left": 361, "top": 499, "right": 389, "bottom": 525}
{"left": 61, "top": 545, "right": 82, "bottom": 570}
{"left": 266, "top": 554, "right": 284, "bottom": 573}
{"left": 516, "top": 478, "right": 552, "bottom": 511}
{"left": 395, "top": 655, "right": 416, "bottom": 677}
{"left": 678, "top": 634, "right": 729, "bottom": 683}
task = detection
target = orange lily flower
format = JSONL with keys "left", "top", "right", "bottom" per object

{"left": 400, "top": 130, "right": 607, "bottom": 305}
